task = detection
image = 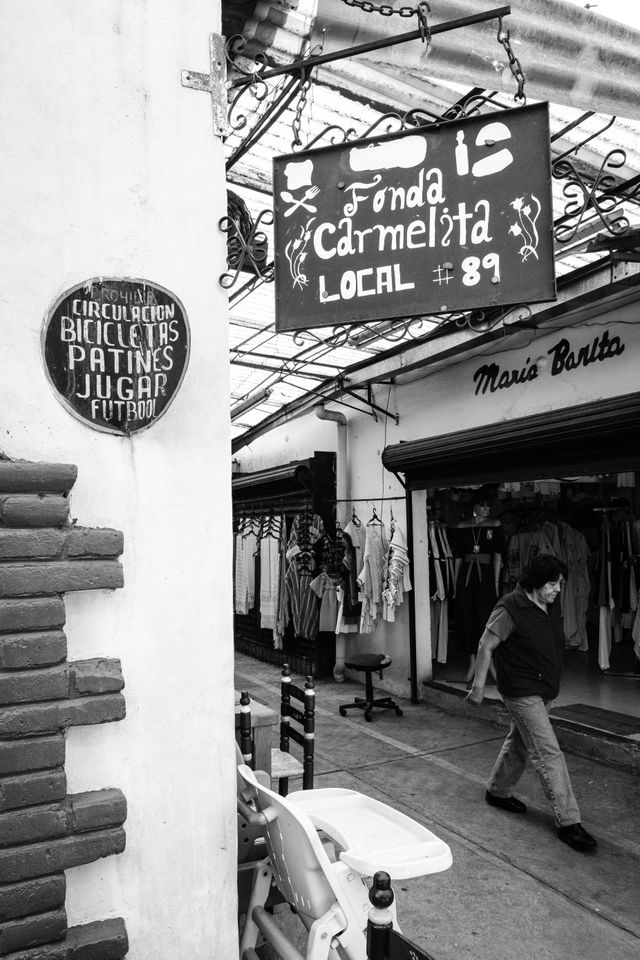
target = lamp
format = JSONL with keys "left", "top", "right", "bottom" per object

{"left": 230, "top": 387, "right": 273, "bottom": 421}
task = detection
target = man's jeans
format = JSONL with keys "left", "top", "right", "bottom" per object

{"left": 488, "top": 695, "right": 581, "bottom": 827}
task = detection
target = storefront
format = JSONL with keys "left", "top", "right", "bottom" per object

{"left": 382, "top": 301, "right": 640, "bottom": 727}
{"left": 232, "top": 452, "right": 338, "bottom": 677}
{"left": 233, "top": 275, "right": 640, "bottom": 736}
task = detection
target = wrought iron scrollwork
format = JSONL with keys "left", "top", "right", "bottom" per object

{"left": 219, "top": 193, "right": 273, "bottom": 290}
{"left": 453, "top": 304, "right": 532, "bottom": 333}
{"left": 225, "top": 34, "right": 269, "bottom": 80}
{"left": 292, "top": 327, "right": 350, "bottom": 349}
{"left": 295, "top": 124, "right": 359, "bottom": 152}
{"left": 292, "top": 315, "right": 432, "bottom": 350}
{"left": 552, "top": 149, "right": 632, "bottom": 244}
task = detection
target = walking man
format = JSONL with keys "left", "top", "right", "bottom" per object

{"left": 466, "top": 553, "right": 597, "bottom": 852}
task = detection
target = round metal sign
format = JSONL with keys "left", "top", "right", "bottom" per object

{"left": 43, "top": 278, "right": 190, "bottom": 435}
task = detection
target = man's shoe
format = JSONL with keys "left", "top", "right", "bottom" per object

{"left": 485, "top": 791, "right": 527, "bottom": 814}
{"left": 557, "top": 823, "right": 597, "bottom": 852}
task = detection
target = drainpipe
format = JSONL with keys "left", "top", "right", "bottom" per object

{"left": 314, "top": 403, "right": 348, "bottom": 682}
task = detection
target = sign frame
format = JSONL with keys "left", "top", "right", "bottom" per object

{"left": 42, "top": 276, "right": 191, "bottom": 436}
{"left": 273, "top": 102, "right": 556, "bottom": 332}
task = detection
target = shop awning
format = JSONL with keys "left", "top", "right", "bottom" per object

{"left": 382, "top": 392, "right": 640, "bottom": 488}
{"left": 232, "top": 459, "right": 314, "bottom": 495}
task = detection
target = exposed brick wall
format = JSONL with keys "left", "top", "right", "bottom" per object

{"left": 0, "top": 461, "right": 128, "bottom": 959}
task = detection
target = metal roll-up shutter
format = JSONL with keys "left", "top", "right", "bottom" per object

{"left": 382, "top": 392, "right": 640, "bottom": 488}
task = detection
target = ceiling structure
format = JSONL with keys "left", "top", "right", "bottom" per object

{"left": 221, "top": 0, "right": 640, "bottom": 450}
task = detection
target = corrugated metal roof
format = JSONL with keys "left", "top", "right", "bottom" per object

{"left": 223, "top": 0, "right": 640, "bottom": 442}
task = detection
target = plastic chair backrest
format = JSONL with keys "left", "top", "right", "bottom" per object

{"left": 238, "top": 764, "right": 339, "bottom": 923}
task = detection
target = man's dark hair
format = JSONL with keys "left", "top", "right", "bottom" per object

{"left": 520, "top": 553, "right": 568, "bottom": 590}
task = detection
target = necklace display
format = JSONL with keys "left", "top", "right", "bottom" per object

{"left": 471, "top": 519, "right": 482, "bottom": 553}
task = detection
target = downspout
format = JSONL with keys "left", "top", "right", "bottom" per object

{"left": 314, "top": 403, "right": 348, "bottom": 682}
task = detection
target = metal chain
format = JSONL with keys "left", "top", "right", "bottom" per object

{"left": 497, "top": 16, "right": 526, "bottom": 102}
{"left": 291, "top": 33, "right": 326, "bottom": 148}
{"left": 291, "top": 68, "right": 312, "bottom": 148}
{"left": 341, "top": 0, "right": 418, "bottom": 16}
{"left": 341, "top": 0, "right": 431, "bottom": 35}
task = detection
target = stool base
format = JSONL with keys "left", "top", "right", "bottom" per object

{"left": 339, "top": 695, "right": 403, "bottom": 723}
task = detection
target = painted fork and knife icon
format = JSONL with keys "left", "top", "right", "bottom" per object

{"left": 282, "top": 185, "right": 319, "bottom": 217}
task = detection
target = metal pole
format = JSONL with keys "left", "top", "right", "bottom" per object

{"left": 405, "top": 486, "right": 419, "bottom": 704}
{"left": 230, "top": 6, "right": 512, "bottom": 88}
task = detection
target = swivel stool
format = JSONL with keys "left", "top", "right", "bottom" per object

{"left": 338, "top": 653, "right": 403, "bottom": 722}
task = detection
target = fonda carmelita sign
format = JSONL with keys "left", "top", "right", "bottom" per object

{"left": 273, "top": 103, "right": 555, "bottom": 331}
{"left": 43, "top": 278, "right": 190, "bottom": 435}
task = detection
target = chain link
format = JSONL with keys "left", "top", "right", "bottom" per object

{"left": 341, "top": 0, "right": 418, "bottom": 16}
{"left": 291, "top": 68, "right": 313, "bottom": 148}
{"left": 341, "top": 0, "right": 430, "bottom": 31}
{"left": 497, "top": 16, "right": 526, "bottom": 102}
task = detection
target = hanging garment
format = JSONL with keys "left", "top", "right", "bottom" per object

{"left": 259, "top": 516, "right": 283, "bottom": 631}
{"left": 234, "top": 530, "right": 257, "bottom": 615}
{"left": 428, "top": 522, "right": 454, "bottom": 663}
{"left": 557, "top": 521, "right": 590, "bottom": 651}
{"left": 428, "top": 521, "right": 446, "bottom": 603}
{"left": 504, "top": 528, "right": 559, "bottom": 590}
{"left": 282, "top": 511, "right": 324, "bottom": 642}
{"left": 274, "top": 522, "right": 288, "bottom": 649}
{"left": 431, "top": 599, "right": 449, "bottom": 664}
{"left": 284, "top": 564, "right": 320, "bottom": 642}
{"left": 335, "top": 584, "right": 360, "bottom": 634}
{"left": 632, "top": 598, "right": 640, "bottom": 662}
{"left": 595, "top": 519, "right": 615, "bottom": 670}
{"left": 310, "top": 572, "right": 339, "bottom": 633}
{"left": 358, "top": 520, "right": 388, "bottom": 634}
{"left": 344, "top": 519, "right": 366, "bottom": 579}
{"left": 382, "top": 521, "right": 412, "bottom": 622}
{"left": 338, "top": 529, "right": 362, "bottom": 632}
{"left": 454, "top": 523, "right": 505, "bottom": 657}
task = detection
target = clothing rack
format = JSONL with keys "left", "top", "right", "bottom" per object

{"left": 331, "top": 496, "right": 406, "bottom": 503}
{"left": 233, "top": 493, "right": 313, "bottom": 518}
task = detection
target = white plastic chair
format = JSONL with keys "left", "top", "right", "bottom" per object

{"left": 237, "top": 764, "right": 451, "bottom": 960}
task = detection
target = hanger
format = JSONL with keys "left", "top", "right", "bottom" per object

{"left": 351, "top": 508, "right": 361, "bottom": 527}
{"left": 368, "top": 506, "right": 382, "bottom": 525}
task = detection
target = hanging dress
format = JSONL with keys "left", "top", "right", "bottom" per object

{"left": 358, "top": 520, "right": 388, "bottom": 634}
{"left": 454, "top": 522, "right": 505, "bottom": 657}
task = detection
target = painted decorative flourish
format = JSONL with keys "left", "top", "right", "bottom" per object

{"left": 508, "top": 194, "right": 541, "bottom": 262}
{"left": 285, "top": 217, "right": 315, "bottom": 289}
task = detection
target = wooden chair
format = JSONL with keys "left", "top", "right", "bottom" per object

{"left": 238, "top": 664, "right": 315, "bottom": 797}
{"left": 271, "top": 663, "right": 315, "bottom": 796}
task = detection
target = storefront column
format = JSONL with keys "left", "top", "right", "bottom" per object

{"left": 411, "top": 489, "right": 433, "bottom": 692}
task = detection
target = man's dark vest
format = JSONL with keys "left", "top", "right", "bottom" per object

{"left": 493, "top": 586, "right": 565, "bottom": 700}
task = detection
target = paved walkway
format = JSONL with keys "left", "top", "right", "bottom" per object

{"left": 235, "top": 653, "right": 640, "bottom": 960}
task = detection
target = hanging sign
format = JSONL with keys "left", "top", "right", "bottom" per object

{"left": 42, "top": 278, "right": 190, "bottom": 435}
{"left": 273, "top": 103, "right": 556, "bottom": 331}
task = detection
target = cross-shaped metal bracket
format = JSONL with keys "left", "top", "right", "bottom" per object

{"left": 182, "top": 34, "right": 229, "bottom": 140}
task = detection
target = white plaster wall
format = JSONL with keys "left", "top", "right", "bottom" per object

{"left": 0, "top": 3, "right": 236, "bottom": 958}
{"left": 235, "top": 306, "right": 640, "bottom": 697}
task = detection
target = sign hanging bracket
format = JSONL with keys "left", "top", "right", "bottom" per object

{"left": 182, "top": 34, "right": 228, "bottom": 139}
{"left": 342, "top": 386, "right": 400, "bottom": 425}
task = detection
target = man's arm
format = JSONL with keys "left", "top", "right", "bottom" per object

{"left": 465, "top": 629, "right": 502, "bottom": 705}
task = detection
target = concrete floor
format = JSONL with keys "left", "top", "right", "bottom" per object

{"left": 433, "top": 645, "right": 640, "bottom": 720}
{"left": 235, "top": 652, "right": 640, "bottom": 960}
